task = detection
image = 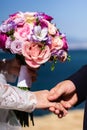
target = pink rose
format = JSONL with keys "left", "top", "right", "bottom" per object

{"left": 6, "top": 37, "right": 23, "bottom": 54}
{"left": 22, "top": 41, "right": 51, "bottom": 68}
{"left": 50, "top": 36, "right": 64, "bottom": 51}
{"left": 5, "top": 12, "right": 25, "bottom": 25}
{"left": 14, "top": 23, "right": 31, "bottom": 40}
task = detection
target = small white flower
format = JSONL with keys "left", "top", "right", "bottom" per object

{"left": 32, "top": 25, "right": 48, "bottom": 42}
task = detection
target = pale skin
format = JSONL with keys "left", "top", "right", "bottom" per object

{"left": 48, "top": 80, "right": 79, "bottom": 118}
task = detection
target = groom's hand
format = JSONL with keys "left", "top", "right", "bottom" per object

{"left": 48, "top": 80, "right": 78, "bottom": 117}
{"left": 33, "top": 89, "right": 68, "bottom": 116}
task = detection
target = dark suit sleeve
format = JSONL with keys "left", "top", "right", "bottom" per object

{"left": 67, "top": 65, "right": 87, "bottom": 105}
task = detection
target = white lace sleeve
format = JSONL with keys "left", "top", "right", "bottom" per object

{"left": 0, "top": 74, "right": 37, "bottom": 113}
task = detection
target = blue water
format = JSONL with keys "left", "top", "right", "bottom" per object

{"left": 0, "top": 50, "right": 87, "bottom": 116}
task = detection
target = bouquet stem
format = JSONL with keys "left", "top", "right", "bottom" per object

{"left": 14, "top": 65, "right": 34, "bottom": 127}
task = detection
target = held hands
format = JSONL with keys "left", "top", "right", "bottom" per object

{"left": 33, "top": 89, "right": 68, "bottom": 116}
{"left": 32, "top": 80, "right": 77, "bottom": 117}
{"left": 48, "top": 80, "right": 78, "bottom": 118}
{"left": 0, "top": 58, "right": 78, "bottom": 117}
{"left": 34, "top": 80, "right": 78, "bottom": 118}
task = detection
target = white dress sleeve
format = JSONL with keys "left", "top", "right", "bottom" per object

{"left": 0, "top": 73, "right": 37, "bottom": 113}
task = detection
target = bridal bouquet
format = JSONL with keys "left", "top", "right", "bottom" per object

{"left": 0, "top": 11, "right": 69, "bottom": 126}
{"left": 0, "top": 11, "right": 68, "bottom": 70}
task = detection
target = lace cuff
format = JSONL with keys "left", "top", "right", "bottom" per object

{"left": 0, "top": 83, "right": 37, "bottom": 113}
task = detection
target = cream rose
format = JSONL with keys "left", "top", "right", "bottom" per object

{"left": 22, "top": 41, "right": 51, "bottom": 68}
{"left": 24, "top": 12, "right": 36, "bottom": 24}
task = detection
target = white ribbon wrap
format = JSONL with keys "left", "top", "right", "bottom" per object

{"left": 17, "top": 65, "right": 32, "bottom": 88}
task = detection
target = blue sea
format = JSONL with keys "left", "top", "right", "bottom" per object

{"left": 0, "top": 50, "right": 87, "bottom": 116}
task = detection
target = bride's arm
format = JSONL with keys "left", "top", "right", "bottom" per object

{"left": 0, "top": 74, "right": 55, "bottom": 112}
{"left": 0, "top": 58, "right": 55, "bottom": 112}
{"left": 0, "top": 58, "right": 37, "bottom": 112}
{"left": 0, "top": 73, "right": 37, "bottom": 113}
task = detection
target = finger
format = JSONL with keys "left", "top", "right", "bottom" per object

{"left": 57, "top": 109, "right": 68, "bottom": 118}
{"left": 48, "top": 88, "right": 58, "bottom": 100}
{"left": 60, "top": 100, "right": 71, "bottom": 109}
{"left": 54, "top": 103, "right": 68, "bottom": 116}
{"left": 54, "top": 109, "right": 60, "bottom": 115}
{"left": 49, "top": 106, "right": 55, "bottom": 112}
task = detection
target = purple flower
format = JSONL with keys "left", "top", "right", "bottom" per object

{"left": 52, "top": 49, "right": 67, "bottom": 62}
{"left": 0, "top": 33, "right": 7, "bottom": 49}
{"left": 59, "top": 33, "right": 68, "bottom": 50}
{"left": 0, "top": 21, "right": 16, "bottom": 33}
{"left": 35, "top": 12, "right": 53, "bottom": 22}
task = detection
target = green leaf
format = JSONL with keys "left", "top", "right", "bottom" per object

{"left": 67, "top": 55, "right": 71, "bottom": 61}
{"left": 51, "top": 63, "right": 55, "bottom": 71}
{"left": 18, "top": 87, "right": 30, "bottom": 91}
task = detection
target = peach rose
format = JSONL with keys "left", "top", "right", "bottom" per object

{"left": 22, "top": 41, "right": 51, "bottom": 68}
{"left": 47, "top": 21, "right": 57, "bottom": 35}
{"left": 43, "top": 20, "right": 57, "bottom": 35}
{"left": 51, "top": 36, "right": 64, "bottom": 51}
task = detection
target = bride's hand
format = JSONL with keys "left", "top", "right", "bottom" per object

{"left": 33, "top": 90, "right": 56, "bottom": 109}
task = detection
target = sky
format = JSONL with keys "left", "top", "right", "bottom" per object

{"left": 0, "top": 0, "right": 87, "bottom": 47}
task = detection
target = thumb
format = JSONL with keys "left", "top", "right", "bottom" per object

{"left": 48, "top": 84, "right": 65, "bottom": 101}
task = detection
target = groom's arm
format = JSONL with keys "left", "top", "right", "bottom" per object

{"left": 67, "top": 65, "right": 87, "bottom": 105}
